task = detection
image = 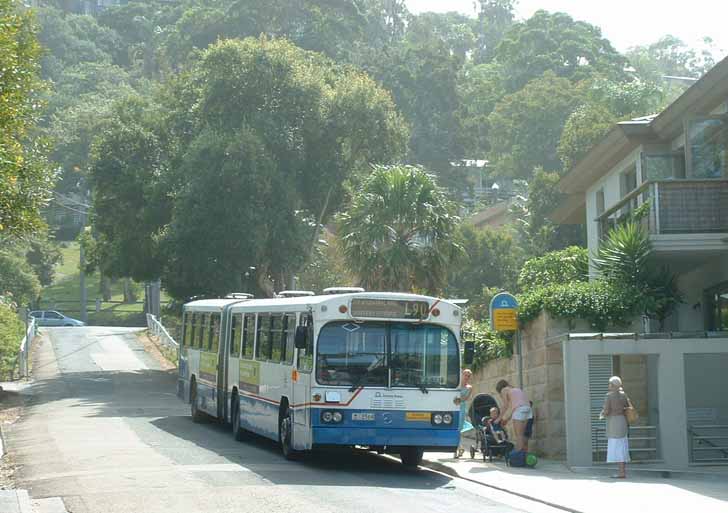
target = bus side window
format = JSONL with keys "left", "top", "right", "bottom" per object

{"left": 230, "top": 313, "right": 241, "bottom": 356}
{"left": 188, "top": 313, "right": 197, "bottom": 348}
{"left": 256, "top": 314, "right": 271, "bottom": 360}
{"left": 242, "top": 314, "right": 255, "bottom": 359}
{"left": 297, "top": 314, "right": 313, "bottom": 372}
{"left": 282, "top": 313, "right": 295, "bottom": 365}
{"left": 181, "top": 313, "right": 189, "bottom": 347}
{"left": 199, "top": 313, "right": 209, "bottom": 350}
{"left": 271, "top": 314, "right": 283, "bottom": 362}
{"left": 210, "top": 313, "right": 220, "bottom": 352}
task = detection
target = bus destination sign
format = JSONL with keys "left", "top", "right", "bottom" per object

{"left": 350, "top": 299, "right": 430, "bottom": 319}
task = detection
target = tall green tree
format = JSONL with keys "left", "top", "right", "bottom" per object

{"left": 493, "top": 10, "right": 627, "bottom": 92}
{"left": 487, "top": 71, "right": 582, "bottom": 179}
{"left": 0, "top": 0, "right": 53, "bottom": 237}
{"left": 337, "top": 165, "right": 461, "bottom": 293}
{"left": 90, "top": 38, "right": 407, "bottom": 299}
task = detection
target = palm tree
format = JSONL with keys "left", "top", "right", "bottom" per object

{"left": 336, "top": 165, "right": 461, "bottom": 293}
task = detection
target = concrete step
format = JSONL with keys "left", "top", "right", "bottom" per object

{"left": 32, "top": 497, "right": 69, "bottom": 513}
{"left": 0, "top": 489, "right": 32, "bottom": 513}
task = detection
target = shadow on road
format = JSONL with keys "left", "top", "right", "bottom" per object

{"left": 22, "top": 369, "right": 454, "bottom": 490}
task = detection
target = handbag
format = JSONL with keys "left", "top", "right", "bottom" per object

{"left": 624, "top": 397, "right": 639, "bottom": 424}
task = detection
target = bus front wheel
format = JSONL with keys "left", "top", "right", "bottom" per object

{"left": 279, "top": 408, "right": 299, "bottom": 460}
{"left": 399, "top": 447, "right": 423, "bottom": 468}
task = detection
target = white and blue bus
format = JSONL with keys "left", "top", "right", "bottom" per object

{"left": 178, "top": 290, "right": 468, "bottom": 467}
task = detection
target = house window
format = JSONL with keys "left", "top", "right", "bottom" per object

{"left": 620, "top": 165, "right": 637, "bottom": 197}
{"left": 641, "top": 151, "right": 686, "bottom": 181}
{"left": 706, "top": 282, "right": 728, "bottom": 331}
{"left": 687, "top": 117, "right": 727, "bottom": 179}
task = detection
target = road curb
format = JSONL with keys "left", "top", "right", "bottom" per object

{"left": 421, "top": 459, "right": 584, "bottom": 513}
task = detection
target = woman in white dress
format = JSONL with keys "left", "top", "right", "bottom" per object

{"left": 600, "top": 376, "right": 631, "bottom": 478}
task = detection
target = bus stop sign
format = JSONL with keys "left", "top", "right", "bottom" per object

{"left": 489, "top": 292, "right": 519, "bottom": 332}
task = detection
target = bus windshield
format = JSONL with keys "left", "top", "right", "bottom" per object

{"left": 316, "top": 322, "right": 459, "bottom": 388}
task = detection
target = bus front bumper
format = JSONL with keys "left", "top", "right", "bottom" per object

{"left": 312, "top": 425, "right": 460, "bottom": 448}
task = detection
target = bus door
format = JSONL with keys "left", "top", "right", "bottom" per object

{"left": 292, "top": 313, "right": 314, "bottom": 449}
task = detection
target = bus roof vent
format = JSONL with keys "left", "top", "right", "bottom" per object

{"left": 225, "top": 292, "right": 254, "bottom": 299}
{"left": 277, "top": 290, "right": 315, "bottom": 298}
{"left": 323, "top": 287, "right": 365, "bottom": 295}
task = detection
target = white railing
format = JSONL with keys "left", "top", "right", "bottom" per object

{"left": 146, "top": 313, "right": 179, "bottom": 350}
{"left": 16, "top": 317, "right": 37, "bottom": 379}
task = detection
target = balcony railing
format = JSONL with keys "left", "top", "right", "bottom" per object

{"left": 597, "top": 179, "right": 728, "bottom": 238}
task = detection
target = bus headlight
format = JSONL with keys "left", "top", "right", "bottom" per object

{"left": 321, "top": 410, "right": 343, "bottom": 424}
{"left": 433, "top": 414, "right": 443, "bottom": 425}
{"left": 442, "top": 413, "right": 453, "bottom": 425}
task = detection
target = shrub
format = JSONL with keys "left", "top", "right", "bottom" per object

{"left": 518, "top": 280, "right": 640, "bottom": 331}
{"left": 517, "top": 246, "right": 588, "bottom": 291}
{"left": 0, "top": 302, "right": 25, "bottom": 378}
{"left": 462, "top": 317, "right": 513, "bottom": 371}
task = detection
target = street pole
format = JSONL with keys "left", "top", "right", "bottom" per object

{"left": 79, "top": 211, "right": 88, "bottom": 324}
{"left": 516, "top": 329, "right": 523, "bottom": 389}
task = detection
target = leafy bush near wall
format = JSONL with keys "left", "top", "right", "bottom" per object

{"left": 462, "top": 317, "right": 514, "bottom": 372}
{"left": 0, "top": 302, "right": 25, "bottom": 378}
{"left": 518, "top": 280, "right": 640, "bottom": 331}
{"left": 517, "top": 246, "right": 589, "bottom": 290}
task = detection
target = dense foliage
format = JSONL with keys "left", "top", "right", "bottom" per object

{"left": 18, "top": 0, "right": 716, "bottom": 316}
{"left": 0, "top": 0, "right": 53, "bottom": 236}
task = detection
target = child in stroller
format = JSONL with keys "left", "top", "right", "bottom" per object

{"left": 468, "top": 394, "right": 514, "bottom": 461}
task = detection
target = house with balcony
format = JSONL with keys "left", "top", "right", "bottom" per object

{"left": 553, "top": 56, "right": 728, "bottom": 333}
{"left": 548, "top": 56, "right": 728, "bottom": 470}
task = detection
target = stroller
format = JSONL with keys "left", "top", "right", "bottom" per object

{"left": 468, "top": 393, "right": 514, "bottom": 462}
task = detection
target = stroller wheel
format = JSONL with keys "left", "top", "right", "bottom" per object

{"left": 470, "top": 445, "right": 476, "bottom": 459}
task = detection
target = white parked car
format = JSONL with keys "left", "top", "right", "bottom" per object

{"left": 29, "top": 310, "right": 85, "bottom": 327}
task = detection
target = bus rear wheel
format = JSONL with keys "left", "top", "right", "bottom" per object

{"left": 399, "top": 447, "right": 423, "bottom": 468}
{"left": 190, "top": 381, "right": 204, "bottom": 423}
{"left": 231, "top": 394, "right": 245, "bottom": 441}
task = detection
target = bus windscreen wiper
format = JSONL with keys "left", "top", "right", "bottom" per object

{"left": 416, "top": 383, "right": 429, "bottom": 394}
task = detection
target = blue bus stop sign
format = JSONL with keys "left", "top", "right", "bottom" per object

{"left": 489, "top": 292, "right": 519, "bottom": 332}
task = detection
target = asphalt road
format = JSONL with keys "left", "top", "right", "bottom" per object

{"left": 7, "top": 327, "right": 561, "bottom": 513}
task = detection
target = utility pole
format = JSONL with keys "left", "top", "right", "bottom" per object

{"left": 79, "top": 210, "right": 88, "bottom": 324}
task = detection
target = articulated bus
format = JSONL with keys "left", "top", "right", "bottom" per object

{"left": 178, "top": 290, "right": 465, "bottom": 467}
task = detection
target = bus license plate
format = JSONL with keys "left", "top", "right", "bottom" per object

{"left": 352, "top": 413, "right": 375, "bottom": 421}
{"left": 406, "top": 412, "right": 432, "bottom": 421}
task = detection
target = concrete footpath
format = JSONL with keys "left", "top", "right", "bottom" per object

{"left": 422, "top": 452, "right": 728, "bottom": 513}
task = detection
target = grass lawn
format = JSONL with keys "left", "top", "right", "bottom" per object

{"left": 40, "top": 242, "right": 149, "bottom": 326}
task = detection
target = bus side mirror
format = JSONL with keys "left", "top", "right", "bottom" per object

{"left": 463, "top": 341, "right": 475, "bottom": 365}
{"left": 295, "top": 326, "right": 307, "bottom": 349}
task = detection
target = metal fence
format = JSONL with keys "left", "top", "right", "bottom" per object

{"left": 146, "top": 314, "right": 179, "bottom": 351}
{"left": 15, "top": 317, "right": 38, "bottom": 379}
{"left": 688, "top": 425, "right": 728, "bottom": 464}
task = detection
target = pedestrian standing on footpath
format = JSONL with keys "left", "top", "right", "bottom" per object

{"left": 454, "top": 368, "right": 473, "bottom": 458}
{"left": 600, "top": 375, "right": 632, "bottom": 479}
{"left": 495, "top": 379, "right": 533, "bottom": 452}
